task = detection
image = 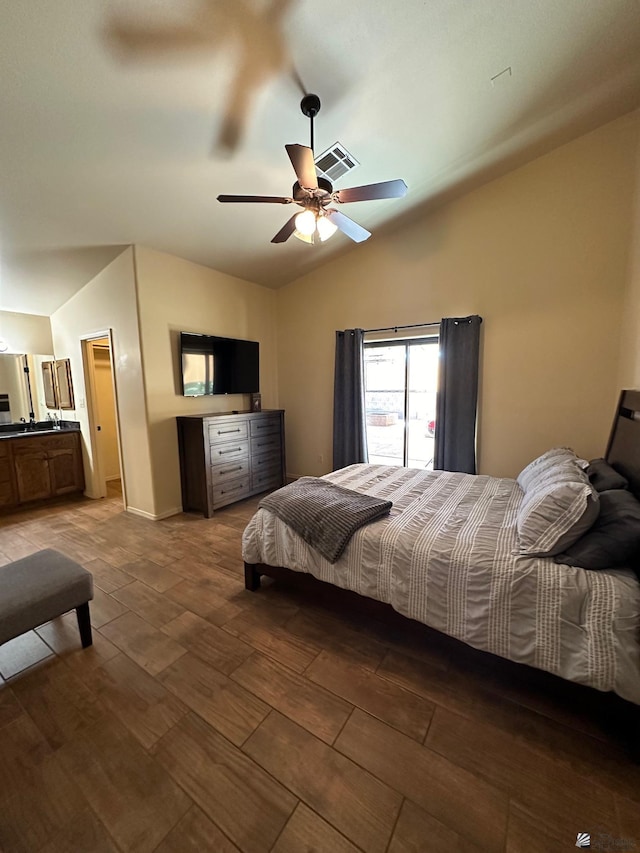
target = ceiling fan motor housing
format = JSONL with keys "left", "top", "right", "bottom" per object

{"left": 292, "top": 177, "right": 332, "bottom": 203}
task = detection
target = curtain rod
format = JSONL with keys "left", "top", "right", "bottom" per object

{"left": 364, "top": 321, "right": 440, "bottom": 333}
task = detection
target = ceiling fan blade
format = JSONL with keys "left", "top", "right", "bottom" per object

{"left": 325, "top": 210, "right": 371, "bottom": 243}
{"left": 271, "top": 214, "right": 299, "bottom": 244}
{"left": 217, "top": 195, "right": 293, "bottom": 204}
{"left": 333, "top": 179, "right": 408, "bottom": 204}
{"left": 285, "top": 144, "right": 318, "bottom": 190}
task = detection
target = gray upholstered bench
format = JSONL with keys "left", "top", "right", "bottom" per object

{"left": 0, "top": 549, "right": 94, "bottom": 648}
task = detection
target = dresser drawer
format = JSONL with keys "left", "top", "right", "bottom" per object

{"left": 252, "top": 450, "right": 281, "bottom": 476}
{"left": 208, "top": 420, "right": 249, "bottom": 444}
{"left": 211, "top": 476, "right": 251, "bottom": 509}
{"left": 210, "top": 457, "right": 250, "bottom": 486}
{"left": 251, "top": 432, "right": 281, "bottom": 455}
{"left": 251, "top": 469, "right": 283, "bottom": 493}
{"left": 209, "top": 439, "right": 249, "bottom": 466}
{"left": 249, "top": 416, "right": 280, "bottom": 438}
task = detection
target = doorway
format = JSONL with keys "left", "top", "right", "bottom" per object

{"left": 82, "top": 334, "right": 123, "bottom": 504}
{"left": 364, "top": 337, "right": 439, "bottom": 468}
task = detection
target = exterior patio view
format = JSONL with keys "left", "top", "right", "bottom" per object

{"left": 364, "top": 338, "right": 439, "bottom": 469}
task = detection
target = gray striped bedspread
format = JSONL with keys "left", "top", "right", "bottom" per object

{"left": 242, "top": 464, "right": 640, "bottom": 704}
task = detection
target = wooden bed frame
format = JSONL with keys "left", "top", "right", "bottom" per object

{"left": 243, "top": 389, "right": 640, "bottom": 753}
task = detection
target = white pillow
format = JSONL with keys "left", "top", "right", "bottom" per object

{"left": 517, "top": 458, "right": 599, "bottom": 556}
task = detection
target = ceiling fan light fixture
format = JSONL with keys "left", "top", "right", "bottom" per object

{"left": 293, "top": 228, "right": 314, "bottom": 244}
{"left": 316, "top": 214, "right": 338, "bottom": 242}
{"left": 294, "top": 209, "right": 316, "bottom": 236}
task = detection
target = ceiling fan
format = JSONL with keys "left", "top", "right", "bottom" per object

{"left": 217, "top": 94, "right": 408, "bottom": 244}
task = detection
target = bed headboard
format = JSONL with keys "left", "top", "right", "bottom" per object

{"left": 605, "top": 389, "right": 640, "bottom": 498}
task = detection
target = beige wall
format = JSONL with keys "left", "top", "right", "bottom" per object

{"left": 618, "top": 121, "right": 640, "bottom": 389}
{"left": 278, "top": 111, "right": 640, "bottom": 479}
{"left": 50, "top": 247, "right": 155, "bottom": 514}
{"left": 134, "top": 245, "right": 278, "bottom": 518}
{"left": 0, "top": 310, "right": 53, "bottom": 354}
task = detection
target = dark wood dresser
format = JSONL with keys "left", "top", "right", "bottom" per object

{"left": 177, "top": 410, "right": 285, "bottom": 516}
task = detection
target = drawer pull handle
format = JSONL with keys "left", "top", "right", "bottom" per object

{"left": 221, "top": 483, "right": 244, "bottom": 494}
{"left": 221, "top": 465, "right": 243, "bottom": 475}
{"left": 219, "top": 447, "right": 242, "bottom": 455}
{"left": 218, "top": 428, "right": 241, "bottom": 435}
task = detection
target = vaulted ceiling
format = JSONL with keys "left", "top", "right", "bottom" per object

{"left": 1, "top": 0, "right": 639, "bottom": 315}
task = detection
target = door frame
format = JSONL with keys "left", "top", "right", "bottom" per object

{"left": 80, "top": 330, "right": 127, "bottom": 506}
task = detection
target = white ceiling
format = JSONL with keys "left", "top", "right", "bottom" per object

{"left": 1, "top": 0, "right": 639, "bottom": 316}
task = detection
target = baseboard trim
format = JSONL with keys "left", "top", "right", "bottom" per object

{"left": 125, "top": 505, "right": 183, "bottom": 521}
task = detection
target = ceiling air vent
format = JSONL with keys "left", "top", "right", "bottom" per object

{"left": 314, "top": 143, "right": 360, "bottom": 183}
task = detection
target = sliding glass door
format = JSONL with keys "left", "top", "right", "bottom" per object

{"left": 364, "top": 337, "right": 439, "bottom": 469}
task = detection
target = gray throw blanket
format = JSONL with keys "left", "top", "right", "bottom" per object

{"left": 258, "top": 476, "right": 392, "bottom": 563}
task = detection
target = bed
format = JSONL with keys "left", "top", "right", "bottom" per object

{"left": 242, "top": 390, "right": 640, "bottom": 707}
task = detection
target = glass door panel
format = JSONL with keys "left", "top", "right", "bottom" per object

{"left": 364, "top": 345, "right": 406, "bottom": 466}
{"left": 365, "top": 337, "right": 438, "bottom": 469}
{"left": 407, "top": 342, "right": 439, "bottom": 469}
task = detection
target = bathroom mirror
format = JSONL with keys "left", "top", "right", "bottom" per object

{"left": 0, "top": 353, "right": 56, "bottom": 423}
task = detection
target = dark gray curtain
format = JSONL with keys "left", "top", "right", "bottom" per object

{"left": 333, "top": 329, "right": 368, "bottom": 470}
{"left": 434, "top": 315, "right": 482, "bottom": 474}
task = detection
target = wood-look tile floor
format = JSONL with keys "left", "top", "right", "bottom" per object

{"left": 1, "top": 485, "right": 639, "bottom": 853}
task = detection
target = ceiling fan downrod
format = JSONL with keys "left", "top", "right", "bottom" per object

{"left": 300, "top": 94, "right": 321, "bottom": 154}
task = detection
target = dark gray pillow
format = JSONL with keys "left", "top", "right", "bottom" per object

{"left": 555, "top": 489, "right": 640, "bottom": 571}
{"left": 586, "top": 458, "right": 628, "bottom": 493}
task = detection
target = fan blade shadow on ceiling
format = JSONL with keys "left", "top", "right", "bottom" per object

{"left": 103, "top": 0, "right": 306, "bottom": 155}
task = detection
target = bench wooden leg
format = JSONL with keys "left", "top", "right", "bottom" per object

{"left": 76, "top": 602, "right": 93, "bottom": 648}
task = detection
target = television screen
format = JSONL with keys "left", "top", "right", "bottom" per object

{"left": 180, "top": 333, "right": 259, "bottom": 396}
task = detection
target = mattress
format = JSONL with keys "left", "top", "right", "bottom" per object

{"left": 242, "top": 463, "right": 640, "bottom": 705}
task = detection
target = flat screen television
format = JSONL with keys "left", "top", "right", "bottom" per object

{"left": 180, "top": 332, "right": 259, "bottom": 396}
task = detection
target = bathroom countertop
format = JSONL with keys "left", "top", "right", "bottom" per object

{"left": 0, "top": 423, "right": 81, "bottom": 441}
